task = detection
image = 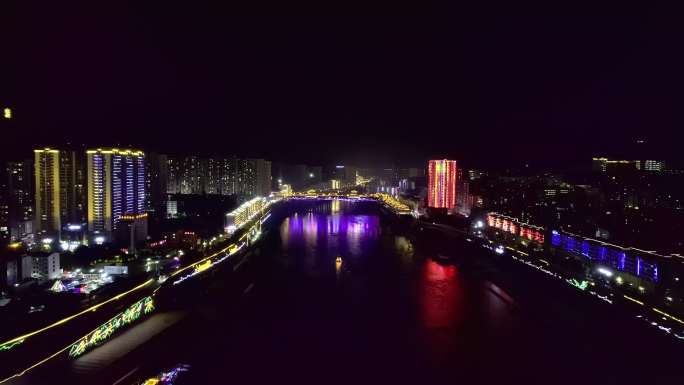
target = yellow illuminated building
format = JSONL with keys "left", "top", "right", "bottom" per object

{"left": 34, "top": 149, "right": 61, "bottom": 236}
{"left": 225, "top": 197, "right": 268, "bottom": 233}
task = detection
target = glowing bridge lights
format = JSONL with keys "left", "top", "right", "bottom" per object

{"left": 68, "top": 296, "right": 155, "bottom": 358}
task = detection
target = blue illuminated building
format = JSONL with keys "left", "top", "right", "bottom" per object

{"left": 87, "top": 149, "right": 146, "bottom": 240}
{"left": 551, "top": 229, "right": 661, "bottom": 282}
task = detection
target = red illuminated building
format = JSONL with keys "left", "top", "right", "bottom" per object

{"left": 428, "top": 159, "right": 457, "bottom": 209}
{"left": 487, "top": 213, "right": 545, "bottom": 244}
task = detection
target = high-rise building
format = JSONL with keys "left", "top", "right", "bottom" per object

{"left": 235, "top": 158, "right": 255, "bottom": 200}
{"left": 180, "top": 156, "right": 202, "bottom": 194}
{"left": 34, "top": 149, "right": 86, "bottom": 239}
{"left": 166, "top": 155, "right": 269, "bottom": 201}
{"left": 59, "top": 151, "right": 87, "bottom": 226}
{"left": 428, "top": 159, "right": 457, "bottom": 209}
{"left": 236, "top": 158, "right": 271, "bottom": 200}
{"left": 219, "top": 158, "right": 237, "bottom": 195}
{"left": 201, "top": 158, "right": 220, "bottom": 195}
{"left": 166, "top": 157, "right": 182, "bottom": 194}
{"left": 34, "top": 148, "right": 61, "bottom": 237}
{"left": 6, "top": 160, "right": 34, "bottom": 241}
{"left": 256, "top": 159, "right": 272, "bottom": 197}
{"left": 0, "top": 167, "right": 9, "bottom": 244}
{"left": 86, "top": 149, "right": 146, "bottom": 239}
{"left": 456, "top": 168, "right": 471, "bottom": 216}
{"left": 146, "top": 153, "right": 168, "bottom": 215}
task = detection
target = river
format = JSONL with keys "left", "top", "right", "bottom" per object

{"left": 20, "top": 198, "right": 682, "bottom": 385}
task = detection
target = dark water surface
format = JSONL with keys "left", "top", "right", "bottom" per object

{"left": 177, "top": 200, "right": 524, "bottom": 384}
{"left": 171, "top": 199, "right": 682, "bottom": 385}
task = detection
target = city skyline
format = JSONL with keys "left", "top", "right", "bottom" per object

{"left": 4, "top": 4, "right": 684, "bottom": 385}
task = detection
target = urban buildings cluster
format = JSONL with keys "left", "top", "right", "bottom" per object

{"left": 0, "top": 147, "right": 435, "bottom": 289}
{"left": 0, "top": 150, "right": 276, "bottom": 248}
{"left": 2, "top": 148, "right": 149, "bottom": 247}
{"left": 0, "top": 148, "right": 276, "bottom": 288}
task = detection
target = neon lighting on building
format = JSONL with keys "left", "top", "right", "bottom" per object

{"left": 224, "top": 197, "right": 270, "bottom": 234}
{"left": 553, "top": 230, "right": 660, "bottom": 282}
{"left": 87, "top": 148, "right": 146, "bottom": 233}
{"left": 486, "top": 213, "right": 545, "bottom": 244}
{"left": 427, "top": 159, "right": 457, "bottom": 209}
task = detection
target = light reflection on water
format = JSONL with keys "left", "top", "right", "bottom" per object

{"left": 420, "top": 259, "right": 465, "bottom": 330}
{"left": 279, "top": 204, "right": 381, "bottom": 261}
{"left": 275, "top": 200, "right": 517, "bottom": 369}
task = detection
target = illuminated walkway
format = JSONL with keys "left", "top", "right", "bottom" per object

{"left": 71, "top": 311, "right": 185, "bottom": 375}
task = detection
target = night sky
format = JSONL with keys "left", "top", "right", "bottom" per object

{"left": 3, "top": 2, "right": 683, "bottom": 168}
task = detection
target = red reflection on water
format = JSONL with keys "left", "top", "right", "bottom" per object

{"left": 420, "top": 259, "right": 464, "bottom": 329}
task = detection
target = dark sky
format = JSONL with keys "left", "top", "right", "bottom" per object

{"left": 3, "top": 2, "right": 683, "bottom": 168}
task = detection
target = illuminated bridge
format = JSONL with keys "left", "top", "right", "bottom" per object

{"left": 284, "top": 190, "right": 413, "bottom": 215}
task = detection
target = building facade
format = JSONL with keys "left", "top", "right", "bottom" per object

{"left": 6, "top": 160, "right": 34, "bottom": 241}
{"left": 34, "top": 148, "right": 61, "bottom": 237}
{"left": 427, "top": 159, "right": 457, "bottom": 209}
{"left": 87, "top": 149, "right": 146, "bottom": 240}
{"left": 34, "top": 148, "right": 86, "bottom": 240}
{"left": 146, "top": 152, "right": 168, "bottom": 216}
{"left": 21, "top": 252, "right": 61, "bottom": 280}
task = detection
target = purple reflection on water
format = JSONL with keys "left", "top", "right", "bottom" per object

{"left": 280, "top": 211, "right": 381, "bottom": 258}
